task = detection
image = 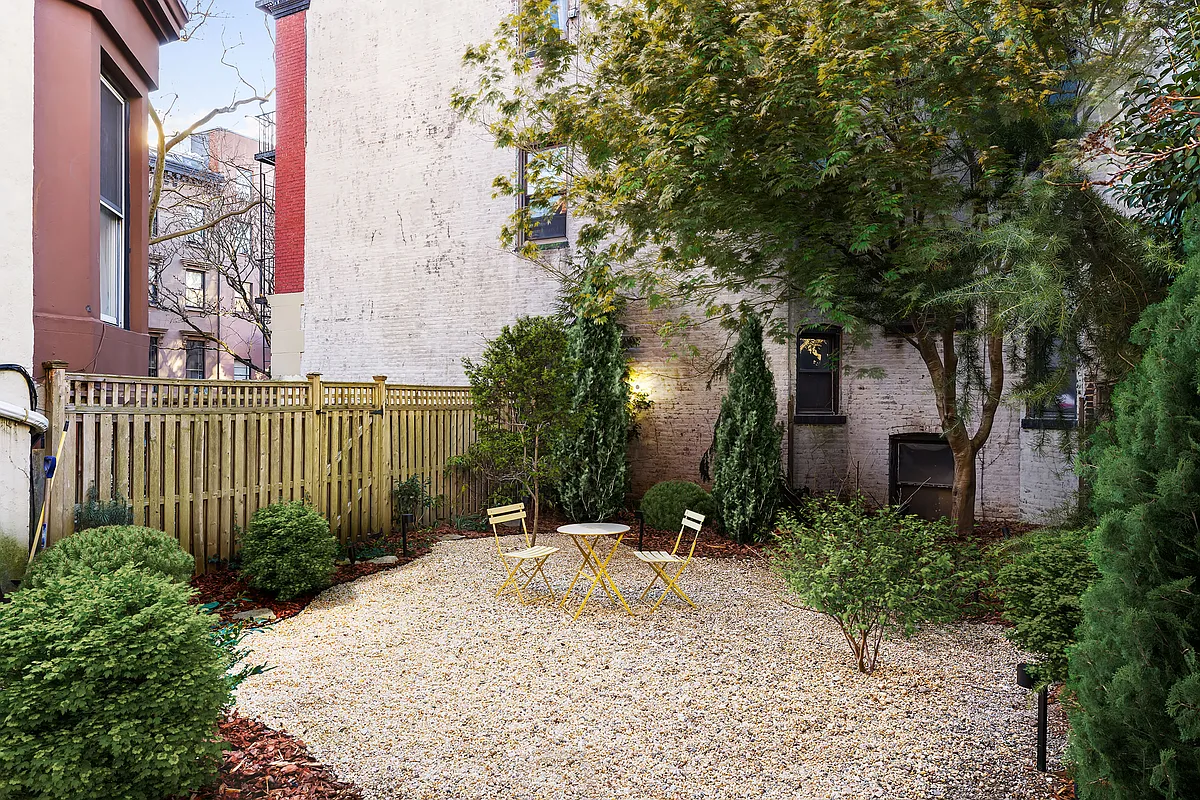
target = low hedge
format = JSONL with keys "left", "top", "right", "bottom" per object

{"left": 0, "top": 566, "right": 231, "bottom": 799}
{"left": 639, "top": 481, "right": 717, "bottom": 531}
{"left": 240, "top": 501, "right": 338, "bottom": 600}
{"left": 24, "top": 525, "right": 193, "bottom": 589}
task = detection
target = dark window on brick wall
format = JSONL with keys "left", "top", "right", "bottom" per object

{"left": 519, "top": 147, "right": 567, "bottom": 241}
{"left": 795, "top": 327, "right": 841, "bottom": 421}
{"left": 148, "top": 335, "right": 159, "bottom": 378}
{"left": 1023, "top": 333, "right": 1078, "bottom": 429}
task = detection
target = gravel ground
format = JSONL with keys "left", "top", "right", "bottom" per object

{"left": 237, "top": 533, "right": 1066, "bottom": 800}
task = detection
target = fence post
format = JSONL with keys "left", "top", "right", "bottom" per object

{"left": 307, "top": 373, "right": 323, "bottom": 518}
{"left": 41, "top": 362, "right": 70, "bottom": 545}
{"left": 373, "top": 375, "right": 389, "bottom": 534}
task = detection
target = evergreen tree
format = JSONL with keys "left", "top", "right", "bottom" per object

{"left": 1067, "top": 210, "right": 1200, "bottom": 798}
{"left": 712, "top": 315, "right": 781, "bottom": 543}
{"left": 557, "top": 265, "right": 630, "bottom": 522}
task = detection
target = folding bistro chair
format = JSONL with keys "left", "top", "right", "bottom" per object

{"left": 634, "top": 509, "right": 704, "bottom": 612}
{"left": 488, "top": 502, "right": 559, "bottom": 604}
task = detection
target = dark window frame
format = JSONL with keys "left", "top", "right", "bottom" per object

{"left": 518, "top": 147, "right": 568, "bottom": 242}
{"left": 1023, "top": 333, "right": 1078, "bottom": 430}
{"left": 99, "top": 73, "right": 129, "bottom": 329}
{"left": 185, "top": 339, "right": 207, "bottom": 380}
{"left": 794, "top": 326, "right": 845, "bottom": 425}
{"left": 148, "top": 335, "right": 160, "bottom": 378}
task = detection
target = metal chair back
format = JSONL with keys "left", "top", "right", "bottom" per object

{"left": 488, "top": 502, "right": 531, "bottom": 553}
{"left": 673, "top": 509, "right": 705, "bottom": 559}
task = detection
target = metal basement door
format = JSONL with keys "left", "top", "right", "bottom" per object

{"left": 889, "top": 434, "right": 955, "bottom": 521}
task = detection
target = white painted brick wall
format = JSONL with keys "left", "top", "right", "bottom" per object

{"left": 300, "top": 0, "right": 1077, "bottom": 521}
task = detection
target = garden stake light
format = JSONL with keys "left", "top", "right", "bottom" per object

{"left": 1016, "top": 663, "right": 1048, "bottom": 772}
{"left": 401, "top": 513, "right": 414, "bottom": 557}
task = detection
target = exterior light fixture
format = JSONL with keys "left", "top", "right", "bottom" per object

{"left": 1016, "top": 662, "right": 1048, "bottom": 773}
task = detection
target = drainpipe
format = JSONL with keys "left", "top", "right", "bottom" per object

{"left": 0, "top": 365, "right": 50, "bottom": 550}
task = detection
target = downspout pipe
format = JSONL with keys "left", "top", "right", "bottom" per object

{"left": 0, "top": 365, "right": 50, "bottom": 554}
{"left": 0, "top": 400, "right": 48, "bottom": 433}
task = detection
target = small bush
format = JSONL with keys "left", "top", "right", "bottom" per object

{"left": 0, "top": 536, "right": 26, "bottom": 595}
{"left": 772, "top": 495, "right": 972, "bottom": 673}
{"left": 240, "top": 501, "right": 337, "bottom": 600}
{"left": 994, "top": 528, "right": 1098, "bottom": 685}
{"left": 393, "top": 474, "right": 438, "bottom": 525}
{"left": 0, "top": 566, "right": 231, "bottom": 800}
{"left": 73, "top": 483, "right": 134, "bottom": 531}
{"left": 25, "top": 525, "right": 193, "bottom": 589}
{"left": 639, "top": 481, "right": 717, "bottom": 531}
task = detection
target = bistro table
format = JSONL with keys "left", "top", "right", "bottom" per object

{"left": 557, "top": 522, "right": 633, "bottom": 619}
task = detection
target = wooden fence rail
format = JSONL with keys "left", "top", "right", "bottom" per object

{"left": 42, "top": 365, "right": 484, "bottom": 573}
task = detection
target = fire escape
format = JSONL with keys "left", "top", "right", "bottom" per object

{"left": 254, "top": 111, "right": 276, "bottom": 320}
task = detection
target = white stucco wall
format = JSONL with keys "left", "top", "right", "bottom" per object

{"left": 0, "top": 0, "right": 37, "bottom": 548}
{"left": 302, "top": 0, "right": 560, "bottom": 384}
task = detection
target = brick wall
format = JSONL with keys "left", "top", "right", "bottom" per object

{"left": 274, "top": 10, "right": 306, "bottom": 295}
{"left": 298, "top": 0, "right": 1078, "bottom": 521}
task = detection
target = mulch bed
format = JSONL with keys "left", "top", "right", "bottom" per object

{"left": 189, "top": 713, "right": 362, "bottom": 800}
{"left": 190, "top": 531, "right": 436, "bottom": 623}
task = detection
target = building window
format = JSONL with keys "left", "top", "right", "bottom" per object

{"left": 185, "top": 339, "right": 207, "bottom": 380}
{"left": 182, "top": 205, "right": 207, "bottom": 249}
{"left": 148, "top": 335, "right": 159, "bottom": 377}
{"left": 890, "top": 434, "right": 955, "bottom": 521}
{"left": 185, "top": 268, "right": 206, "bottom": 310}
{"left": 149, "top": 259, "right": 161, "bottom": 307}
{"left": 234, "top": 362, "right": 251, "bottom": 381}
{"left": 235, "top": 281, "right": 253, "bottom": 314}
{"left": 99, "top": 76, "right": 127, "bottom": 327}
{"left": 1023, "top": 333, "right": 1078, "bottom": 429}
{"left": 795, "top": 327, "right": 844, "bottom": 423}
{"left": 519, "top": 147, "right": 567, "bottom": 241}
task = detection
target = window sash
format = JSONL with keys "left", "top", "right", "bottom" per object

{"left": 795, "top": 330, "right": 839, "bottom": 414}
{"left": 520, "top": 148, "right": 567, "bottom": 241}
{"left": 185, "top": 269, "right": 206, "bottom": 310}
{"left": 99, "top": 77, "right": 127, "bottom": 327}
{"left": 185, "top": 341, "right": 206, "bottom": 379}
{"left": 148, "top": 336, "right": 159, "bottom": 378}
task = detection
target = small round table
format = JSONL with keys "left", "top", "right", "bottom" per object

{"left": 557, "top": 522, "right": 633, "bottom": 619}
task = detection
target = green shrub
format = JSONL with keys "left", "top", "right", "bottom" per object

{"left": 772, "top": 495, "right": 971, "bottom": 673}
{"left": 25, "top": 525, "right": 193, "bottom": 589}
{"left": 0, "top": 566, "right": 231, "bottom": 800}
{"left": 393, "top": 474, "right": 438, "bottom": 525}
{"left": 639, "top": 481, "right": 717, "bottom": 531}
{"left": 240, "top": 501, "right": 337, "bottom": 600}
{"left": 0, "top": 536, "right": 25, "bottom": 593}
{"left": 73, "top": 483, "right": 133, "bottom": 531}
{"left": 994, "top": 528, "right": 1098, "bottom": 686}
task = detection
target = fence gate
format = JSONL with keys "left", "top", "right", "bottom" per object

{"left": 42, "top": 364, "right": 484, "bottom": 572}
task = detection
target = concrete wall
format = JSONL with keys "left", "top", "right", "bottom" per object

{"left": 0, "top": 0, "right": 36, "bottom": 547}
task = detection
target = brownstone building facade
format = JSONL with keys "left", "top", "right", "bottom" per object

{"left": 32, "top": 0, "right": 188, "bottom": 379}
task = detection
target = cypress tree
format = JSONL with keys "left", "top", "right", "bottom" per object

{"left": 712, "top": 315, "right": 781, "bottom": 542}
{"left": 557, "top": 266, "right": 630, "bottom": 522}
{"left": 1067, "top": 211, "right": 1200, "bottom": 798}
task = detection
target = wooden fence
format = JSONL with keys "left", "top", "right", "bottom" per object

{"left": 42, "top": 365, "right": 485, "bottom": 572}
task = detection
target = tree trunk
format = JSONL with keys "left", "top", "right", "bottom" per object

{"left": 912, "top": 322, "right": 1003, "bottom": 539}
{"left": 950, "top": 445, "right": 978, "bottom": 538}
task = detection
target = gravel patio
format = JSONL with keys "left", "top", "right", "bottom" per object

{"left": 237, "top": 533, "right": 1065, "bottom": 800}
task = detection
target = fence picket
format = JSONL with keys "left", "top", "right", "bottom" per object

{"left": 41, "top": 367, "right": 481, "bottom": 572}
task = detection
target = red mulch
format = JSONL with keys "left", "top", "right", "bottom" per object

{"left": 189, "top": 713, "right": 362, "bottom": 800}
{"left": 190, "top": 532, "right": 435, "bottom": 623}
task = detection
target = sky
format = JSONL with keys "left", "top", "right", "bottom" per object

{"left": 152, "top": 1, "right": 276, "bottom": 141}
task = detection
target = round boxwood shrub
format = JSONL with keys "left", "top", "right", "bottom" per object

{"left": 0, "top": 566, "right": 231, "bottom": 800}
{"left": 24, "top": 525, "right": 193, "bottom": 589}
{"left": 240, "top": 501, "right": 338, "bottom": 600}
{"left": 639, "top": 481, "right": 717, "bottom": 531}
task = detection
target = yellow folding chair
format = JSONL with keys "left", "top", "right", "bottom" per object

{"left": 488, "top": 502, "right": 559, "bottom": 604}
{"left": 634, "top": 509, "right": 704, "bottom": 612}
